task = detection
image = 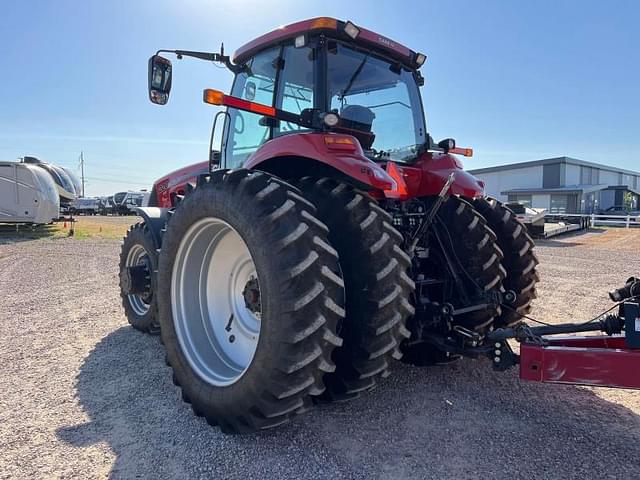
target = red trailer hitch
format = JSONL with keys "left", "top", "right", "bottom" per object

{"left": 424, "top": 278, "right": 640, "bottom": 390}
{"left": 487, "top": 299, "right": 640, "bottom": 389}
{"left": 519, "top": 335, "right": 640, "bottom": 389}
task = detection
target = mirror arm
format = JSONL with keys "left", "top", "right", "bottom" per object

{"left": 155, "top": 48, "right": 243, "bottom": 74}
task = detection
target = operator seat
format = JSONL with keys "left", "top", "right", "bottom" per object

{"left": 340, "top": 105, "right": 376, "bottom": 132}
{"left": 338, "top": 105, "right": 376, "bottom": 149}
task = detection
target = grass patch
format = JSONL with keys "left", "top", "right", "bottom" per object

{"left": 67, "top": 217, "right": 133, "bottom": 240}
{"left": 0, "top": 216, "right": 135, "bottom": 242}
{"left": 0, "top": 223, "right": 67, "bottom": 242}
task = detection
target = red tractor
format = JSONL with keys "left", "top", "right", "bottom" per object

{"left": 118, "top": 17, "right": 543, "bottom": 433}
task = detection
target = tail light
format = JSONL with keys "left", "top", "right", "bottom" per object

{"left": 383, "top": 162, "right": 409, "bottom": 200}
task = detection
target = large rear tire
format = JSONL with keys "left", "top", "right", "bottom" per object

{"left": 157, "top": 170, "right": 345, "bottom": 433}
{"left": 472, "top": 197, "right": 539, "bottom": 327}
{"left": 297, "top": 177, "right": 414, "bottom": 400}
{"left": 401, "top": 196, "right": 506, "bottom": 365}
{"left": 433, "top": 196, "right": 506, "bottom": 330}
{"left": 119, "top": 222, "right": 159, "bottom": 334}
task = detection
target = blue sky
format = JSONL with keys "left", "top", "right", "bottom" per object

{"left": 1, "top": 0, "right": 638, "bottom": 196}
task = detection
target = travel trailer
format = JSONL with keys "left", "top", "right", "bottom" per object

{"left": 22, "top": 156, "right": 78, "bottom": 206}
{"left": 113, "top": 191, "right": 148, "bottom": 215}
{"left": 71, "top": 197, "right": 100, "bottom": 215}
{"left": 0, "top": 161, "right": 60, "bottom": 224}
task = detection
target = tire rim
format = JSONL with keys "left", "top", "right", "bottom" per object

{"left": 125, "top": 244, "right": 151, "bottom": 316}
{"left": 172, "top": 218, "right": 261, "bottom": 387}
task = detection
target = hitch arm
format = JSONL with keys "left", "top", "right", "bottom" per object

{"left": 409, "top": 172, "right": 455, "bottom": 252}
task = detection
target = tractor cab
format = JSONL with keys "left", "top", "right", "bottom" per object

{"left": 148, "top": 18, "right": 434, "bottom": 170}
{"left": 222, "top": 19, "right": 428, "bottom": 168}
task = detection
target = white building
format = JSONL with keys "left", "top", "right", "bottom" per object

{"left": 469, "top": 157, "right": 640, "bottom": 214}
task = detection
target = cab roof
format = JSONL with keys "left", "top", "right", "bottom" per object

{"left": 232, "top": 17, "right": 424, "bottom": 69}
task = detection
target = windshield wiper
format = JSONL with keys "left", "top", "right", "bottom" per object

{"left": 340, "top": 54, "right": 369, "bottom": 99}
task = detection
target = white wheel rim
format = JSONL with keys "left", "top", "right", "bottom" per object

{"left": 126, "top": 244, "right": 151, "bottom": 316}
{"left": 171, "top": 217, "right": 261, "bottom": 386}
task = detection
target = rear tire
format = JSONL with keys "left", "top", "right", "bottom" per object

{"left": 298, "top": 177, "right": 414, "bottom": 400}
{"left": 157, "top": 170, "right": 345, "bottom": 433}
{"left": 401, "top": 196, "right": 506, "bottom": 365}
{"left": 435, "top": 196, "right": 506, "bottom": 330}
{"left": 119, "top": 223, "right": 159, "bottom": 334}
{"left": 472, "top": 197, "right": 539, "bottom": 327}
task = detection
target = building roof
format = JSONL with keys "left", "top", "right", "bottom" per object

{"left": 501, "top": 184, "right": 609, "bottom": 195}
{"left": 469, "top": 156, "right": 640, "bottom": 177}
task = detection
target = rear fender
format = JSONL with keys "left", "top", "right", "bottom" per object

{"left": 400, "top": 152, "right": 485, "bottom": 198}
{"left": 244, "top": 132, "right": 394, "bottom": 191}
{"left": 133, "top": 207, "right": 169, "bottom": 250}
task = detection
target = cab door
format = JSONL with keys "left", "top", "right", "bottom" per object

{"left": 223, "top": 47, "right": 280, "bottom": 169}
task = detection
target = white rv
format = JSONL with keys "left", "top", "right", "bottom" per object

{"left": 22, "top": 156, "right": 77, "bottom": 207}
{"left": 0, "top": 161, "right": 60, "bottom": 224}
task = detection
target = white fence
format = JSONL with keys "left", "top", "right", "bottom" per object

{"left": 544, "top": 213, "right": 640, "bottom": 228}
{"left": 590, "top": 213, "right": 640, "bottom": 228}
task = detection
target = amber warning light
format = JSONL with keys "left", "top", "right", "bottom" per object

{"left": 450, "top": 147, "right": 473, "bottom": 157}
{"left": 203, "top": 89, "right": 276, "bottom": 117}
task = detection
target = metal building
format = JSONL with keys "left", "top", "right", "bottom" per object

{"left": 469, "top": 157, "right": 640, "bottom": 214}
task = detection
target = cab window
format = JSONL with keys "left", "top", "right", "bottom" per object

{"left": 224, "top": 47, "right": 279, "bottom": 168}
{"left": 274, "top": 45, "right": 315, "bottom": 137}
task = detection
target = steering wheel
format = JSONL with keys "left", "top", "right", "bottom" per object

{"left": 234, "top": 112, "right": 245, "bottom": 134}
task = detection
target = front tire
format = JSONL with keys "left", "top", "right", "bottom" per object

{"left": 119, "top": 223, "right": 159, "bottom": 334}
{"left": 157, "top": 170, "right": 345, "bottom": 433}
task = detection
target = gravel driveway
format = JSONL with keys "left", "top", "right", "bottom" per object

{"left": 1, "top": 228, "right": 639, "bottom": 479}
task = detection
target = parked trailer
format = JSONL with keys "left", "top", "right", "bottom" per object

{"left": 113, "top": 191, "right": 148, "bottom": 215}
{"left": 22, "top": 156, "right": 78, "bottom": 207}
{"left": 0, "top": 161, "right": 60, "bottom": 224}
{"left": 505, "top": 203, "right": 546, "bottom": 236}
{"left": 71, "top": 197, "right": 100, "bottom": 215}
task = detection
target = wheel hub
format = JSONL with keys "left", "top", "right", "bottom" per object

{"left": 120, "top": 264, "right": 151, "bottom": 296}
{"left": 124, "top": 244, "right": 152, "bottom": 316}
{"left": 242, "top": 277, "right": 261, "bottom": 314}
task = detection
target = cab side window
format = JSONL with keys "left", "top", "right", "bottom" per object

{"left": 224, "top": 47, "right": 279, "bottom": 168}
{"left": 274, "top": 45, "right": 315, "bottom": 137}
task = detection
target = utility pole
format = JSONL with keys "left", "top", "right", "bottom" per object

{"left": 79, "top": 151, "right": 85, "bottom": 197}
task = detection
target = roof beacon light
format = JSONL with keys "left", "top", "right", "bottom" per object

{"left": 294, "top": 35, "right": 306, "bottom": 48}
{"left": 310, "top": 17, "right": 338, "bottom": 30}
{"left": 344, "top": 21, "right": 360, "bottom": 40}
{"left": 415, "top": 53, "right": 427, "bottom": 67}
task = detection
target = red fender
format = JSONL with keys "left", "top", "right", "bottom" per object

{"left": 153, "top": 161, "right": 209, "bottom": 208}
{"left": 394, "top": 153, "right": 485, "bottom": 199}
{"left": 244, "top": 132, "right": 395, "bottom": 191}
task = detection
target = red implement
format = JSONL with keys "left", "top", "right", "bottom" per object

{"left": 520, "top": 335, "right": 640, "bottom": 389}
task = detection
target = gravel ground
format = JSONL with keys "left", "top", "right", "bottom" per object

{"left": 1, "top": 226, "right": 639, "bottom": 479}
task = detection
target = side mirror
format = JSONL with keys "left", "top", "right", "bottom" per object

{"left": 148, "top": 55, "right": 172, "bottom": 105}
{"left": 437, "top": 138, "right": 456, "bottom": 152}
